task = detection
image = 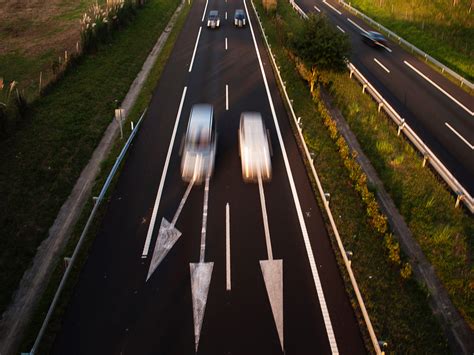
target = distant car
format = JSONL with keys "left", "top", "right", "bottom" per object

{"left": 180, "top": 104, "right": 216, "bottom": 183}
{"left": 234, "top": 9, "right": 246, "bottom": 27}
{"left": 361, "top": 31, "right": 388, "bottom": 48}
{"left": 207, "top": 10, "right": 220, "bottom": 29}
{"left": 238, "top": 112, "right": 272, "bottom": 182}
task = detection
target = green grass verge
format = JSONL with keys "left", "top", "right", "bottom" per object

{"left": 347, "top": 0, "right": 473, "bottom": 82}
{"left": 0, "top": 0, "right": 181, "bottom": 318}
{"left": 254, "top": 0, "right": 450, "bottom": 352}
{"left": 19, "top": 2, "right": 190, "bottom": 353}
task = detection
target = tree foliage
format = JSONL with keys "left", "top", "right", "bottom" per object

{"left": 292, "top": 14, "right": 351, "bottom": 72}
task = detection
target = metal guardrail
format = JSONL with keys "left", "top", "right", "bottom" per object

{"left": 292, "top": 0, "right": 473, "bottom": 213}
{"left": 29, "top": 109, "right": 147, "bottom": 354}
{"left": 250, "top": 2, "right": 383, "bottom": 354}
{"left": 336, "top": 0, "right": 473, "bottom": 90}
{"left": 348, "top": 63, "right": 473, "bottom": 213}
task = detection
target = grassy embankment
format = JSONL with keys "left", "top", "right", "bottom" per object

{"left": 348, "top": 0, "right": 473, "bottom": 82}
{"left": 0, "top": 0, "right": 105, "bottom": 96}
{"left": 254, "top": 0, "right": 472, "bottom": 352}
{"left": 0, "top": 0, "right": 181, "bottom": 320}
{"left": 19, "top": 2, "right": 191, "bottom": 352}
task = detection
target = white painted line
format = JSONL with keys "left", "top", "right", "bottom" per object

{"left": 445, "top": 122, "right": 474, "bottom": 149}
{"left": 226, "top": 203, "right": 231, "bottom": 291}
{"left": 226, "top": 84, "right": 229, "bottom": 110}
{"left": 189, "top": 27, "right": 202, "bottom": 72}
{"left": 171, "top": 179, "right": 195, "bottom": 226}
{"left": 258, "top": 174, "right": 273, "bottom": 260}
{"left": 337, "top": 25, "right": 345, "bottom": 33}
{"left": 225, "top": 11, "right": 227, "bottom": 20}
{"left": 374, "top": 58, "right": 390, "bottom": 73}
{"left": 323, "top": 0, "right": 342, "bottom": 15}
{"left": 201, "top": 0, "right": 208, "bottom": 22}
{"left": 347, "top": 18, "right": 366, "bottom": 33}
{"left": 142, "top": 87, "right": 187, "bottom": 257}
{"left": 199, "top": 177, "right": 210, "bottom": 263}
{"left": 225, "top": 37, "right": 228, "bottom": 50}
{"left": 382, "top": 44, "right": 392, "bottom": 53}
{"left": 405, "top": 60, "right": 473, "bottom": 116}
{"left": 244, "top": 1, "right": 339, "bottom": 352}
{"left": 314, "top": 5, "right": 321, "bottom": 12}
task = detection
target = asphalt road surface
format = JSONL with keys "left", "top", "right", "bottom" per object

{"left": 296, "top": 0, "right": 474, "bottom": 196}
{"left": 52, "top": 0, "right": 366, "bottom": 353}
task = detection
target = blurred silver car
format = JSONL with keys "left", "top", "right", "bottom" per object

{"left": 234, "top": 9, "right": 246, "bottom": 27}
{"left": 238, "top": 112, "right": 272, "bottom": 182}
{"left": 180, "top": 104, "right": 216, "bottom": 183}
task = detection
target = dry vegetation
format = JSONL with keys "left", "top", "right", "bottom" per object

{"left": 0, "top": 0, "right": 104, "bottom": 91}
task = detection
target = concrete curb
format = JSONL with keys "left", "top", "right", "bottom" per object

{"left": 319, "top": 90, "right": 474, "bottom": 354}
{"left": 0, "top": 1, "right": 186, "bottom": 353}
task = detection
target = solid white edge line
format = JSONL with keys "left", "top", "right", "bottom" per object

{"left": 314, "top": 5, "right": 321, "bottom": 12}
{"left": 336, "top": 25, "right": 345, "bottom": 33}
{"left": 201, "top": 0, "right": 208, "bottom": 22}
{"left": 404, "top": 60, "right": 473, "bottom": 116}
{"left": 226, "top": 84, "right": 229, "bottom": 110}
{"left": 374, "top": 58, "right": 390, "bottom": 73}
{"left": 226, "top": 203, "right": 231, "bottom": 291}
{"left": 322, "top": 0, "right": 342, "bottom": 15}
{"left": 347, "top": 18, "right": 366, "bottom": 33}
{"left": 225, "top": 37, "right": 228, "bottom": 50}
{"left": 142, "top": 87, "right": 188, "bottom": 257}
{"left": 189, "top": 27, "right": 203, "bottom": 73}
{"left": 445, "top": 122, "right": 474, "bottom": 150}
{"left": 244, "top": 1, "right": 339, "bottom": 353}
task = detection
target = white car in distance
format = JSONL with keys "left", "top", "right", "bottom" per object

{"left": 238, "top": 112, "right": 272, "bottom": 182}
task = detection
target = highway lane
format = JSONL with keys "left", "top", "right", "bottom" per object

{"left": 51, "top": 0, "right": 366, "bottom": 353}
{"left": 297, "top": 0, "right": 474, "bottom": 195}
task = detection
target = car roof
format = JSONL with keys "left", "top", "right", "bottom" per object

{"left": 367, "top": 31, "right": 385, "bottom": 39}
{"left": 188, "top": 104, "right": 213, "bottom": 138}
{"left": 235, "top": 9, "right": 244, "bottom": 14}
{"left": 209, "top": 10, "right": 218, "bottom": 15}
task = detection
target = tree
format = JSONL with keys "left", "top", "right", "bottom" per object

{"left": 291, "top": 14, "right": 351, "bottom": 93}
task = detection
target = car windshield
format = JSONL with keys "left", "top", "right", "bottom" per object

{"left": 235, "top": 10, "right": 245, "bottom": 19}
{"left": 370, "top": 32, "right": 385, "bottom": 41}
{"left": 209, "top": 11, "right": 218, "bottom": 19}
{"left": 188, "top": 127, "right": 210, "bottom": 151}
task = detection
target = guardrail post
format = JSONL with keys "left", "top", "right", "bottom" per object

{"left": 324, "top": 192, "right": 331, "bottom": 205}
{"left": 422, "top": 155, "right": 429, "bottom": 167}
{"left": 63, "top": 257, "right": 71, "bottom": 270}
{"left": 346, "top": 251, "right": 353, "bottom": 266}
{"left": 378, "top": 102, "right": 383, "bottom": 112}
{"left": 349, "top": 69, "right": 354, "bottom": 78}
{"left": 455, "top": 193, "right": 464, "bottom": 208}
{"left": 362, "top": 84, "right": 367, "bottom": 93}
{"left": 397, "top": 119, "right": 405, "bottom": 136}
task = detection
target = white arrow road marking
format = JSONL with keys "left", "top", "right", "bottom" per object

{"left": 257, "top": 174, "right": 284, "bottom": 351}
{"left": 445, "top": 122, "right": 474, "bottom": 149}
{"left": 404, "top": 60, "right": 473, "bottom": 116}
{"left": 260, "top": 259, "right": 283, "bottom": 351}
{"left": 323, "top": 0, "right": 342, "bottom": 15}
{"left": 374, "top": 58, "right": 390, "bottom": 73}
{"left": 244, "top": 0, "right": 339, "bottom": 351}
{"left": 190, "top": 261, "right": 214, "bottom": 353}
{"left": 191, "top": 177, "right": 214, "bottom": 352}
{"left": 146, "top": 179, "right": 195, "bottom": 281}
{"left": 142, "top": 87, "right": 187, "bottom": 258}
{"left": 226, "top": 203, "right": 231, "bottom": 291}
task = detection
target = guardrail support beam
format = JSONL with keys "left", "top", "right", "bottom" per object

{"left": 422, "top": 155, "right": 429, "bottom": 167}
{"left": 378, "top": 102, "right": 383, "bottom": 112}
{"left": 455, "top": 194, "right": 464, "bottom": 208}
{"left": 362, "top": 84, "right": 367, "bottom": 93}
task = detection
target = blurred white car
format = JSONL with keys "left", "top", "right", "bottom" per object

{"left": 238, "top": 112, "right": 272, "bottom": 182}
{"left": 180, "top": 104, "right": 216, "bottom": 183}
{"left": 207, "top": 10, "right": 220, "bottom": 29}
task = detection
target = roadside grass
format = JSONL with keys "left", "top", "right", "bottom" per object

{"left": 254, "top": 0, "right": 449, "bottom": 352}
{"left": 19, "top": 1, "right": 190, "bottom": 353}
{"left": 347, "top": 0, "right": 473, "bottom": 81}
{"left": 0, "top": 0, "right": 181, "bottom": 318}
{"left": 320, "top": 66, "right": 474, "bottom": 328}
{"left": 0, "top": 0, "right": 106, "bottom": 94}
